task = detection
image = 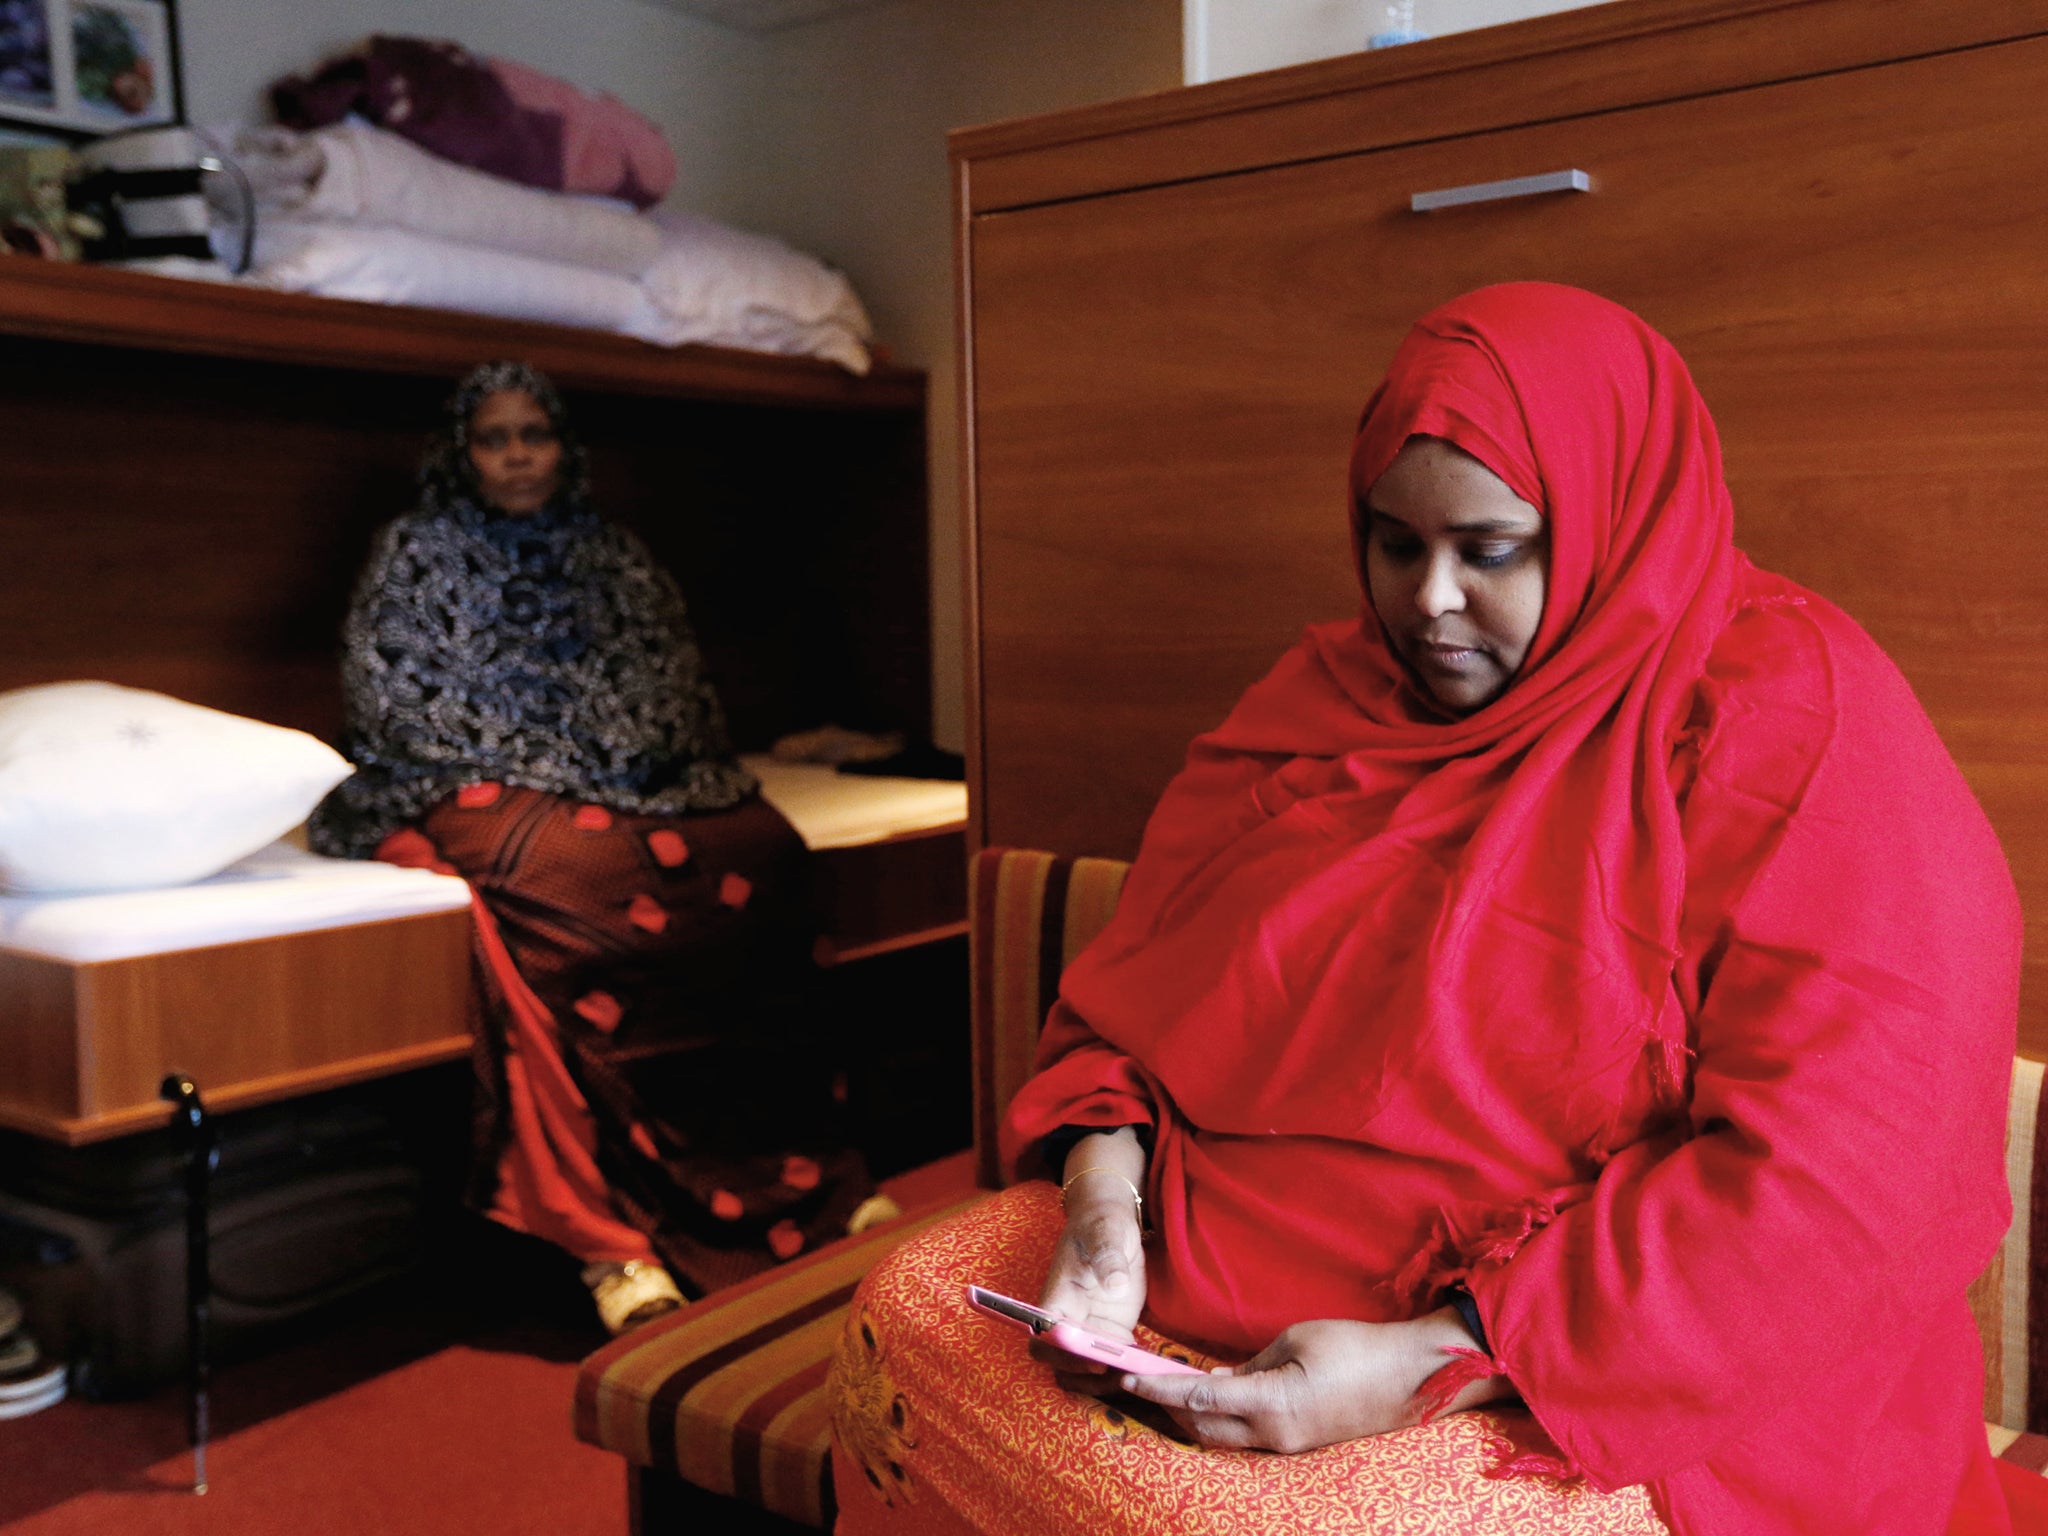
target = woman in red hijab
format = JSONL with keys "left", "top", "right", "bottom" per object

{"left": 832, "top": 284, "right": 2028, "bottom": 1535}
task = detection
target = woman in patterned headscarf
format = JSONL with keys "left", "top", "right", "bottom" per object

{"left": 312, "top": 361, "right": 882, "bottom": 1333}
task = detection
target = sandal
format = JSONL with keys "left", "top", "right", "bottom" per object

{"left": 845, "top": 1194, "right": 904, "bottom": 1235}
{"left": 0, "top": 1332, "right": 35, "bottom": 1377}
{"left": 582, "top": 1260, "right": 684, "bottom": 1336}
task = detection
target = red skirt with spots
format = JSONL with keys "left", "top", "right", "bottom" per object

{"left": 379, "top": 783, "right": 874, "bottom": 1295}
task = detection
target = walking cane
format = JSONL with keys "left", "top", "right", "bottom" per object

{"left": 161, "top": 1075, "right": 215, "bottom": 1494}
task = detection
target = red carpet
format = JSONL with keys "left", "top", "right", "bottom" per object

{"left": 0, "top": 1325, "right": 623, "bottom": 1536}
{"left": 0, "top": 1154, "right": 975, "bottom": 1536}
{"left": 0, "top": 1234, "right": 624, "bottom": 1536}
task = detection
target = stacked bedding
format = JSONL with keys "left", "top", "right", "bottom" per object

{"left": 211, "top": 123, "right": 875, "bottom": 373}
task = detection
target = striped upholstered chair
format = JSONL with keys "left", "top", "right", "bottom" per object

{"left": 575, "top": 848, "right": 2048, "bottom": 1532}
{"left": 1976, "top": 1056, "right": 2048, "bottom": 1472}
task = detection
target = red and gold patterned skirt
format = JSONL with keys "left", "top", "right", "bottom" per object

{"left": 830, "top": 1183, "right": 1669, "bottom": 1536}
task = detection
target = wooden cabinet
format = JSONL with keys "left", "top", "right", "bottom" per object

{"left": 954, "top": 0, "right": 2048, "bottom": 1051}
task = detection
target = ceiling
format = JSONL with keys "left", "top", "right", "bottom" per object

{"left": 644, "top": 0, "right": 896, "bottom": 32}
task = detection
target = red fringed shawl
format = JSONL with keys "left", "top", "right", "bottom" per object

{"left": 1002, "top": 285, "right": 2022, "bottom": 1534}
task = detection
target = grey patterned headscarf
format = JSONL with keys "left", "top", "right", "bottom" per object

{"left": 308, "top": 361, "right": 754, "bottom": 858}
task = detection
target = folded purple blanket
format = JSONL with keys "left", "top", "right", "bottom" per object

{"left": 272, "top": 36, "right": 674, "bottom": 208}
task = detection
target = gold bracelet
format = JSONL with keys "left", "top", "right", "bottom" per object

{"left": 1060, "top": 1166, "right": 1143, "bottom": 1226}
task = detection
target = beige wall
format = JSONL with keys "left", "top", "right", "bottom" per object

{"left": 175, "top": 0, "right": 771, "bottom": 215}
{"left": 732, "top": 0, "right": 1183, "bottom": 750}
{"left": 1184, "top": 0, "right": 1615, "bottom": 82}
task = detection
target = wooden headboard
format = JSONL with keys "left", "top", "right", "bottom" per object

{"left": 0, "top": 260, "right": 930, "bottom": 753}
{"left": 952, "top": 0, "right": 2048, "bottom": 1053}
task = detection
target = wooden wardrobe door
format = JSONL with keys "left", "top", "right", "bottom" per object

{"left": 969, "top": 34, "right": 2048, "bottom": 1049}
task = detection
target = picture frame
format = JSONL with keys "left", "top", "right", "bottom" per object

{"left": 0, "top": 0, "right": 182, "bottom": 138}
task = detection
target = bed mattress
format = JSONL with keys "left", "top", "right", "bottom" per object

{"left": 742, "top": 756, "right": 967, "bottom": 851}
{"left": 0, "top": 760, "right": 962, "bottom": 971}
{"left": 0, "top": 842, "right": 473, "bottom": 964}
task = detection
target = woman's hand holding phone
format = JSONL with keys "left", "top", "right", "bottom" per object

{"left": 1038, "top": 1130, "right": 1151, "bottom": 1394}
{"left": 967, "top": 1288, "right": 1204, "bottom": 1378}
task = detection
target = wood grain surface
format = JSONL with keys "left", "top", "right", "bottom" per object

{"left": 0, "top": 909, "right": 472, "bottom": 1144}
{"left": 814, "top": 826, "right": 969, "bottom": 963}
{"left": 953, "top": 0, "right": 2048, "bottom": 214}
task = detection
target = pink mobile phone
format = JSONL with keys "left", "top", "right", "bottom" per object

{"left": 965, "top": 1285, "right": 1206, "bottom": 1377}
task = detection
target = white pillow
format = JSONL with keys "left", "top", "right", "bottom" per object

{"left": 0, "top": 682, "right": 353, "bottom": 896}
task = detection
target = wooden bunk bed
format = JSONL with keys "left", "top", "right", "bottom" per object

{"left": 0, "top": 264, "right": 963, "bottom": 1431}
{"left": 0, "top": 258, "right": 962, "bottom": 1144}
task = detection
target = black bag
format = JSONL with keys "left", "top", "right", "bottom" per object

{"left": 0, "top": 1089, "right": 431, "bottom": 1398}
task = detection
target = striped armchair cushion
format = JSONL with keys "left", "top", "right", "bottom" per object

{"left": 1978, "top": 1056, "right": 2048, "bottom": 1470}
{"left": 575, "top": 1194, "right": 984, "bottom": 1527}
{"left": 970, "top": 848, "right": 1130, "bottom": 1189}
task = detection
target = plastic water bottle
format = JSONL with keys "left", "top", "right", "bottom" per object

{"left": 1369, "top": 0, "right": 1428, "bottom": 48}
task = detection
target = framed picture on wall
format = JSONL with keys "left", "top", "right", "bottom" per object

{"left": 0, "top": 0, "right": 181, "bottom": 136}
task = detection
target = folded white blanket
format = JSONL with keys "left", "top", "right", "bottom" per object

{"left": 250, "top": 219, "right": 681, "bottom": 343}
{"left": 249, "top": 219, "right": 874, "bottom": 371}
{"left": 222, "top": 122, "right": 661, "bottom": 276}
{"left": 214, "top": 122, "right": 876, "bottom": 371}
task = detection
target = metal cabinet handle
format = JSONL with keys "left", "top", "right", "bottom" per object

{"left": 1411, "top": 169, "right": 1591, "bottom": 213}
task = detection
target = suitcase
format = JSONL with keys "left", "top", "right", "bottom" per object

{"left": 0, "top": 1083, "right": 444, "bottom": 1397}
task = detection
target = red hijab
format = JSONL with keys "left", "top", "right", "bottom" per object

{"left": 1044, "top": 283, "right": 1739, "bottom": 1147}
